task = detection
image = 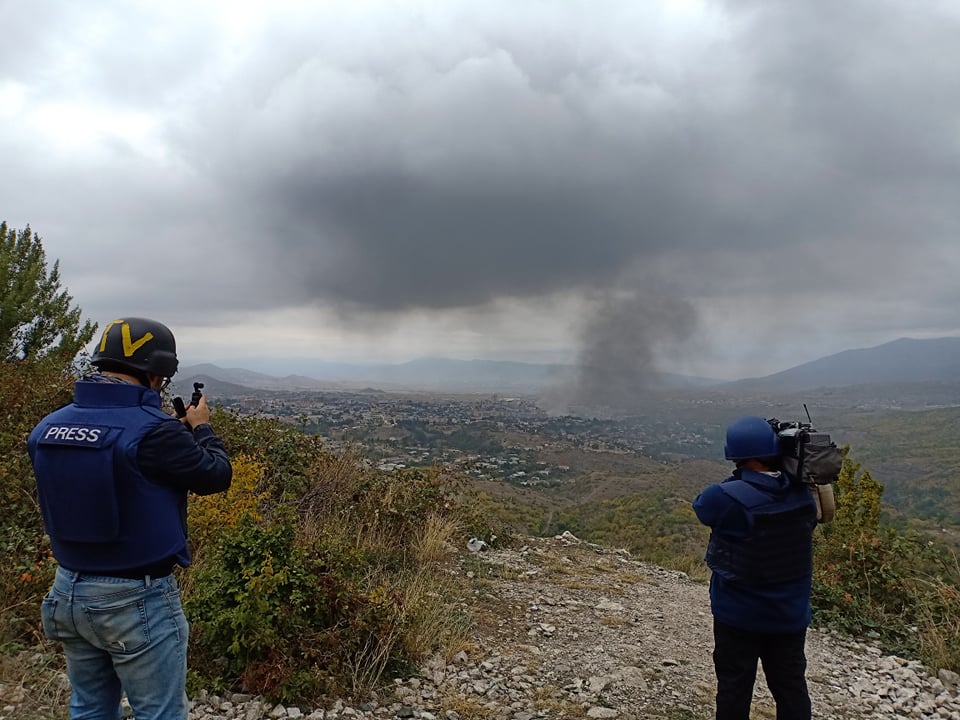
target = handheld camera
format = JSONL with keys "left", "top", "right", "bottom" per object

{"left": 172, "top": 382, "right": 204, "bottom": 419}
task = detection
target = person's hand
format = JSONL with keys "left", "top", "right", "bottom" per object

{"left": 183, "top": 394, "right": 211, "bottom": 428}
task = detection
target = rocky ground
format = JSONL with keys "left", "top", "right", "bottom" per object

{"left": 4, "top": 532, "right": 960, "bottom": 719}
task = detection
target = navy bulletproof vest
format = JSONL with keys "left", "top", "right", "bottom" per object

{"left": 705, "top": 470, "right": 817, "bottom": 585}
{"left": 28, "top": 380, "right": 188, "bottom": 572}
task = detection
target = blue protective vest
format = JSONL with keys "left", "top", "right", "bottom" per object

{"left": 705, "top": 470, "right": 817, "bottom": 585}
{"left": 28, "top": 380, "right": 189, "bottom": 572}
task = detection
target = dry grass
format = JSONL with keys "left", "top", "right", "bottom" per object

{"left": 599, "top": 615, "right": 629, "bottom": 628}
{"left": 394, "top": 568, "right": 473, "bottom": 662}
{"left": 414, "top": 514, "right": 460, "bottom": 565}
{"left": 332, "top": 512, "right": 474, "bottom": 690}
{"left": 665, "top": 556, "right": 711, "bottom": 583}
{"left": 531, "top": 685, "right": 589, "bottom": 717}
{"left": 0, "top": 648, "right": 69, "bottom": 720}
{"left": 913, "top": 577, "right": 960, "bottom": 671}
{"left": 520, "top": 550, "right": 636, "bottom": 595}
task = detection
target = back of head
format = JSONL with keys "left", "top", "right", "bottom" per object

{"left": 90, "top": 317, "right": 179, "bottom": 379}
{"left": 724, "top": 415, "right": 779, "bottom": 462}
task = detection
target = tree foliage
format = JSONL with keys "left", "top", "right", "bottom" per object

{"left": 0, "top": 221, "right": 96, "bottom": 362}
{"left": 0, "top": 357, "right": 76, "bottom": 645}
{"left": 0, "top": 222, "right": 95, "bottom": 643}
{"left": 812, "top": 451, "right": 960, "bottom": 670}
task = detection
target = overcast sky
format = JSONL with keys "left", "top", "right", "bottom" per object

{"left": 2, "top": 0, "right": 959, "bottom": 382}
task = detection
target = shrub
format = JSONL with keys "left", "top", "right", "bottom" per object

{"left": 813, "top": 452, "right": 960, "bottom": 670}
{"left": 183, "top": 414, "right": 473, "bottom": 703}
{"left": 207, "top": 409, "right": 326, "bottom": 500}
{"left": 0, "top": 358, "right": 75, "bottom": 646}
{"left": 188, "top": 452, "right": 269, "bottom": 555}
{"left": 186, "top": 511, "right": 346, "bottom": 699}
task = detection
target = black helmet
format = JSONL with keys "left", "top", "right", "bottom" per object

{"left": 90, "top": 317, "right": 179, "bottom": 378}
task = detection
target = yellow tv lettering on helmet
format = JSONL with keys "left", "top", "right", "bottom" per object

{"left": 98, "top": 320, "right": 124, "bottom": 351}
{"left": 98, "top": 320, "right": 155, "bottom": 357}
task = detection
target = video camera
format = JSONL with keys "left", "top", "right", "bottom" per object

{"left": 765, "top": 406, "right": 842, "bottom": 486}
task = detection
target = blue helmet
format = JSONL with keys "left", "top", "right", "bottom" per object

{"left": 724, "top": 416, "right": 779, "bottom": 461}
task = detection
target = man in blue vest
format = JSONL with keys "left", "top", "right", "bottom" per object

{"left": 693, "top": 416, "right": 818, "bottom": 720}
{"left": 28, "top": 317, "right": 232, "bottom": 720}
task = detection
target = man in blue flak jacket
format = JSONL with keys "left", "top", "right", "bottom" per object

{"left": 694, "top": 416, "right": 818, "bottom": 720}
{"left": 28, "top": 317, "right": 233, "bottom": 720}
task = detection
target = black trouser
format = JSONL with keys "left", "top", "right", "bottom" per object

{"left": 712, "top": 619, "right": 811, "bottom": 720}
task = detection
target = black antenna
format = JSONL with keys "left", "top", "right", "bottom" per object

{"left": 803, "top": 403, "right": 812, "bottom": 424}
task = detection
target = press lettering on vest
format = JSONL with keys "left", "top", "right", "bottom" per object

{"left": 41, "top": 425, "right": 105, "bottom": 445}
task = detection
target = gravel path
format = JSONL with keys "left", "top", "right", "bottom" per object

{"left": 4, "top": 533, "right": 960, "bottom": 719}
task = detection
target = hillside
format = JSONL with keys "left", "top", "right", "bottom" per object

{"left": 729, "top": 337, "right": 960, "bottom": 393}
{"left": 312, "top": 535, "right": 960, "bottom": 718}
{"left": 178, "top": 335, "right": 960, "bottom": 401}
{"left": 172, "top": 364, "right": 332, "bottom": 392}
{"left": 176, "top": 359, "right": 720, "bottom": 394}
{"left": 167, "top": 363, "right": 960, "bottom": 531}
{"left": 828, "top": 405, "right": 960, "bottom": 526}
{"left": 10, "top": 534, "right": 955, "bottom": 719}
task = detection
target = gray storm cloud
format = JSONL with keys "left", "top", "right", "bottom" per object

{"left": 177, "top": 0, "right": 960, "bottom": 319}
{"left": 2, "top": 0, "right": 960, "bottom": 380}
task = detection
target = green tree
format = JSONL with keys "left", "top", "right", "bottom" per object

{"left": 0, "top": 223, "right": 95, "bottom": 642}
{"left": 0, "top": 221, "right": 96, "bottom": 361}
{"left": 813, "top": 450, "right": 960, "bottom": 670}
{"left": 0, "top": 356, "right": 75, "bottom": 644}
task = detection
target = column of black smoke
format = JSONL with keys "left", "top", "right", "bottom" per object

{"left": 569, "top": 285, "right": 697, "bottom": 413}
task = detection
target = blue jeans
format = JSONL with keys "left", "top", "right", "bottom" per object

{"left": 40, "top": 566, "right": 190, "bottom": 720}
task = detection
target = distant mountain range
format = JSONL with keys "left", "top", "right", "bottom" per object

{"left": 173, "top": 336, "right": 960, "bottom": 396}
{"left": 729, "top": 336, "right": 960, "bottom": 393}
{"left": 175, "top": 358, "right": 571, "bottom": 394}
